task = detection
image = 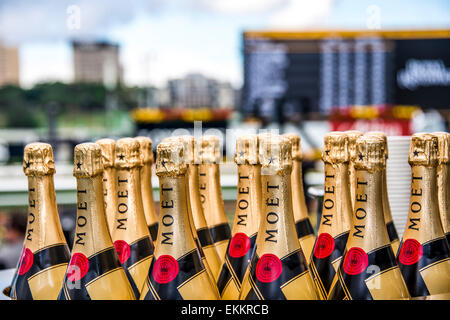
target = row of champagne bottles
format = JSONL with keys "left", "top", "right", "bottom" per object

{"left": 8, "top": 131, "right": 450, "bottom": 300}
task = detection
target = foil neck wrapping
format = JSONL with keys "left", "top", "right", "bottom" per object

{"left": 283, "top": 133, "right": 302, "bottom": 161}
{"left": 235, "top": 134, "right": 259, "bottom": 165}
{"left": 433, "top": 132, "right": 450, "bottom": 165}
{"left": 354, "top": 135, "right": 386, "bottom": 171}
{"left": 23, "top": 142, "right": 56, "bottom": 176}
{"left": 409, "top": 133, "right": 438, "bottom": 167}
{"left": 95, "top": 138, "right": 115, "bottom": 168}
{"left": 115, "top": 137, "right": 142, "bottom": 169}
{"left": 322, "top": 132, "right": 350, "bottom": 163}
{"left": 199, "top": 135, "right": 221, "bottom": 164}
{"left": 258, "top": 134, "right": 292, "bottom": 175}
{"left": 135, "top": 136, "right": 154, "bottom": 164}
{"left": 156, "top": 140, "right": 187, "bottom": 176}
{"left": 73, "top": 143, "right": 104, "bottom": 178}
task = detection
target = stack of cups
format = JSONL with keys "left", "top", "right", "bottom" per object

{"left": 386, "top": 136, "right": 412, "bottom": 239}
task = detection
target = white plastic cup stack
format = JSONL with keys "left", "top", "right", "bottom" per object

{"left": 386, "top": 136, "right": 412, "bottom": 239}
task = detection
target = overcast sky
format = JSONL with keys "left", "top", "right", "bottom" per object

{"left": 1, "top": 0, "right": 449, "bottom": 88}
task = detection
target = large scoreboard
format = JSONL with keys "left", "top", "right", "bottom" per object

{"left": 242, "top": 29, "right": 450, "bottom": 122}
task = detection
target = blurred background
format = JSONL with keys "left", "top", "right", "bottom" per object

{"left": 0, "top": 0, "right": 449, "bottom": 269}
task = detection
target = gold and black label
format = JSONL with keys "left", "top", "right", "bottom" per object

{"left": 397, "top": 237, "right": 450, "bottom": 297}
{"left": 209, "top": 223, "right": 232, "bottom": 246}
{"left": 10, "top": 243, "right": 70, "bottom": 300}
{"left": 242, "top": 248, "right": 309, "bottom": 300}
{"left": 327, "top": 244, "right": 400, "bottom": 300}
{"left": 295, "top": 218, "right": 315, "bottom": 240}
{"left": 148, "top": 222, "right": 159, "bottom": 242}
{"left": 141, "top": 248, "right": 206, "bottom": 300}
{"left": 58, "top": 247, "right": 134, "bottom": 300}
{"left": 216, "top": 233, "right": 257, "bottom": 296}
{"left": 308, "top": 231, "right": 348, "bottom": 299}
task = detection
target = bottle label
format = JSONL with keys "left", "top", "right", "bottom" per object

{"left": 255, "top": 254, "right": 283, "bottom": 283}
{"left": 342, "top": 247, "right": 369, "bottom": 275}
{"left": 153, "top": 255, "right": 179, "bottom": 284}
{"left": 313, "top": 233, "right": 335, "bottom": 259}
{"left": 18, "top": 247, "right": 34, "bottom": 275}
{"left": 398, "top": 239, "right": 423, "bottom": 265}
{"left": 67, "top": 252, "right": 89, "bottom": 282}
{"left": 228, "top": 233, "right": 251, "bottom": 258}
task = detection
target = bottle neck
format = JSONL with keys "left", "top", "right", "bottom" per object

{"left": 73, "top": 175, "right": 113, "bottom": 256}
{"left": 403, "top": 165, "right": 445, "bottom": 243}
{"left": 232, "top": 164, "right": 262, "bottom": 236}
{"left": 112, "top": 167, "right": 150, "bottom": 243}
{"left": 140, "top": 163, "right": 158, "bottom": 226}
{"left": 256, "top": 173, "right": 299, "bottom": 257}
{"left": 155, "top": 175, "right": 197, "bottom": 258}
{"left": 102, "top": 167, "right": 118, "bottom": 235}
{"left": 24, "top": 175, "right": 66, "bottom": 252}
{"left": 198, "top": 164, "right": 227, "bottom": 227}
{"left": 291, "top": 159, "right": 309, "bottom": 222}
{"left": 187, "top": 164, "right": 208, "bottom": 230}
{"left": 318, "top": 162, "right": 353, "bottom": 237}
{"left": 437, "top": 163, "right": 450, "bottom": 235}
{"left": 349, "top": 162, "right": 357, "bottom": 211}
{"left": 381, "top": 168, "right": 394, "bottom": 224}
{"left": 347, "top": 168, "right": 390, "bottom": 251}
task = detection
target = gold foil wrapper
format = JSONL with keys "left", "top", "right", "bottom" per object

{"left": 235, "top": 134, "right": 259, "bottom": 165}
{"left": 73, "top": 143, "right": 103, "bottom": 178}
{"left": 95, "top": 138, "right": 116, "bottom": 168}
{"left": 135, "top": 136, "right": 154, "bottom": 164}
{"left": 115, "top": 137, "right": 142, "bottom": 169}
{"left": 200, "top": 135, "right": 222, "bottom": 164}
{"left": 258, "top": 134, "right": 292, "bottom": 175}
{"left": 354, "top": 135, "right": 386, "bottom": 171}
{"left": 283, "top": 133, "right": 302, "bottom": 161}
{"left": 23, "top": 143, "right": 56, "bottom": 176}
{"left": 345, "top": 130, "right": 363, "bottom": 161}
{"left": 163, "top": 135, "right": 195, "bottom": 164}
{"left": 366, "top": 131, "right": 388, "bottom": 159}
{"left": 433, "top": 132, "right": 449, "bottom": 164}
{"left": 408, "top": 133, "right": 438, "bottom": 167}
{"left": 322, "top": 132, "right": 350, "bottom": 164}
{"left": 156, "top": 139, "right": 187, "bottom": 176}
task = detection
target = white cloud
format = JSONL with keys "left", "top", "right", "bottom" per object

{"left": 269, "top": 0, "right": 333, "bottom": 28}
{"left": 194, "top": 0, "right": 283, "bottom": 15}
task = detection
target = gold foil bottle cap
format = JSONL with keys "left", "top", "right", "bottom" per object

{"left": 409, "top": 133, "right": 438, "bottom": 167}
{"left": 283, "top": 133, "right": 302, "bottom": 161}
{"left": 258, "top": 134, "right": 292, "bottom": 175}
{"left": 433, "top": 132, "right": 450, "bottom": 164}
{"left": 366, "top": 131, "right": 388, "bottom": 159}
{"left": 115, "top": 137, "right": 142, "bottom": 169}
{"left": 200, "top": 135, "right": 222, "bottom": 164}
{"left": 163, "top": 135, "right": 195, "bottom": 164}
{"left": 73, "top": 143, "right": 103, "bottom": 178}
{"left": 95, "top": 138, "right": 115, "bottom": 168}
{"left": 155, "top": 139, "right": 187, "bottom": 176}
{"left": 322, "top": 132, "right": 350, "bottom": 163}
{"left": 235, "top": 134, "right": 259, "bottom": 165}
{"left": 23, "top": 142, "right": 56, "bottom": 176}
{"left": 345, "top": 130, "right": 363, "bottom": 161}
{"left": 135, "top": 136, "right": 154, "bottom": 164}
{"left": 354, "top": 135, "right": 386, "bottom": 171}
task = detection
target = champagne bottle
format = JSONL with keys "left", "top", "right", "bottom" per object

{"left": 239, "top": 134, "right": 318, "bottom": 300}
{"left": 397, "top": 133, "right": 450, "bottom": 297}
{"left": 283, "top": 133, "right": 316, "bottom": 264}
{"left": 112, "top": 138, "right": 154, "bottom": 299}
{"left": 10, "top": 143, "right": 70, "bottom": 300}
{"left": 58, "top": 143, "right": 136, "bottom": 300}
{"left": 328, "top": 135, "right": 410, "bottom": 300}
{"left": 308, "top": 132, "right": 352, "bottom": 299}
{"left": 140, "top": 139, "right": 219, "bottom": 300}
{"left": 433, "top": 132, "right": 450, "bottom": 244}
{"left": 135, "top": 136, "right": 159, "bottom": 241}
{"left": 345, "top": 130, "right": 363, "bottom": 212}
{"left": 366, "top": 132, "right": 400, "bottom": 254}
{"left": 95, "top": 138, "right": 117, "bottom": 235}
{"left": 217, "top": 134, "right": 262, "bottom": 299}
{"left": 198, "top": 135, "right": 231, "bottom": 263}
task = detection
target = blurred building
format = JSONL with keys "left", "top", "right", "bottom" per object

{"left": 72, "top": 40, "right": 122, "bottom": 88}
{"left": 0, "top": 41, "right": 19, "bottom": 87}
{"left": 167, "top": 73, "right": 235, "bottom": 109}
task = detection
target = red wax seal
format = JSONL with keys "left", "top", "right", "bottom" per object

{"left": 67, "top": 252, "right": 89, "bottom": 282}
{"left": 153, "top": 255, "right": 179, "bottom": 284}
{"left": 114, "top": 240, "right": 131, "bottom": 264}
{"left": 255, "top": 253, "right": 282, "bottom": 283}
{"left": 313, "top": 233, "right": 335, "bottom": 259}
{"left": 399, "top": 239, "right": 423, "bottom": 265}
{"left": 343, "top": 247, "right": 368, "bottom": 275}
{"left": 229, "top": 233, "right": 251, "bottom": 258}
{"left": 18, "top": 247, "right": 33, "bottom": 275}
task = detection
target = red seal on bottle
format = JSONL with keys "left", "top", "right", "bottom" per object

{"left": 114, "top": 240, "right": 131, "bottom": 264}
{"left": 153, "top": 255, "right": 179, "bottom": 284}
{"left": 398, "top": 239, "right": 423, "bottom": 265}
{"left": 67, "top": 252, "right": 89, "bottom": 281}
{"left": 255, "top": 253, "right": 282, "bottom": 283}
{"left": 313, "top": 233, "right": 335, "bottom": 259}
{"left": 343, "top": 247, "right": 368, "bottom": 275}
{"left": 18, "top": 247, "right": 33, "bottom": 275}
{"left": 229, "top": 233, "right": 251, "bottom": 258}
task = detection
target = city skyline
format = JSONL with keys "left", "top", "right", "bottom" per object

{"left": 0, "top": 0, "right": 449, "bottom": 88}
